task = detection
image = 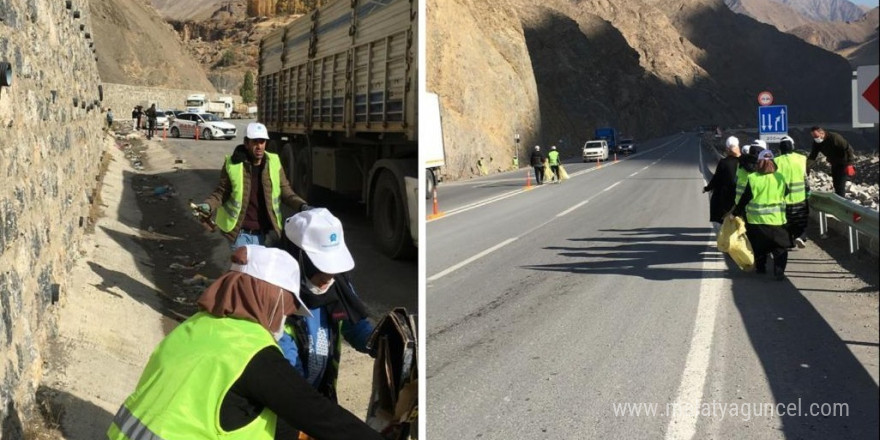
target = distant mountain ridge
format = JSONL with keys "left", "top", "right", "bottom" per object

{"left": 725, "top": 0, "right": 867, "bottom": 23}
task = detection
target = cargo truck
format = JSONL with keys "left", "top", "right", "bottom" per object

{"left": 205, "top": 96, "right": 234, "bottom": 119}
{"left": 258, "top": 0, "right": 417, "bottom": 259}
{"left": 424, "top": 92, "right": 445, "bottom": 199}
{"left": 595, "top": 127, "right": 617, "bottom": 151}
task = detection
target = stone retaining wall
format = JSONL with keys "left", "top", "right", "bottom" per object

{"left": 0, "top": 0, "right": 105, "bottom": 435}
{"left": 102, "top": 83, "right": 242, "bottom": 119}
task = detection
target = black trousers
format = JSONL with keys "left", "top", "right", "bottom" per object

{"left": 550, "top": 165, "right": 559, "bottom": 180}
{"left": 830, "top": 163, "right": 848, "bottom": 197}
{"left": 785, "top": 202, "right": 809, "bottom": 242}
{"left": 746, "top": 224, "right": 790, "bottom": 275}
{"left": 533, "top": 166, "right": 544, "bottom": 184}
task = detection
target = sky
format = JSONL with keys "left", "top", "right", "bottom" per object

{"left": 850, "top": 0, "right": 879, "bottom": 8}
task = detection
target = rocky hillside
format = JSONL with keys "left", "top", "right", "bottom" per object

{"left": 89, "top": 0, "right": 216, "bottom": 91}
{"left": 789, "top": 7, "right": 879, "bottom": 66}
{"left": 428, "top": 0, "right": 859, "bottom": 180}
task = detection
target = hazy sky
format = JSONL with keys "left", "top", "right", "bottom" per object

{"left": 851, "top": 0, "right": 878, "bottom": 8}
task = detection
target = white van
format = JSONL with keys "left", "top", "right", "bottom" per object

{"left": 582, "top": 140, "right": 609, "bottom": 162}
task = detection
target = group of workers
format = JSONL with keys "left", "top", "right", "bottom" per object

{"left": 529, "top": 145, "right": 561, "bottom": 185}
{"left": 704, "top": 126, "right": 856, "bottom": 280}
{"left": 108, "top": 122, "right": 392, "bottom": 439}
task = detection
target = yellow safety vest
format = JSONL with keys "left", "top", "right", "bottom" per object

{"left": 107, "top": 312, "right": 279, "bottom": 440}
{"left": 216, "top": 152, "right": 284, "bottom": 233}
{"left": 774, "top": 153, "right": 807, "bottom": 204}
{"left": 745, "top": 172, "right": 787, "bottom": 226}
{"left": 734, "top": 166, "right": 750, "bottom": 205}
{"left": 548, "top": 151, "right": 560, "bottom": 166}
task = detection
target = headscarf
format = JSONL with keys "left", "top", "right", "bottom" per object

{"left": 198, "top": 247, "right": 298, "bottom": 334}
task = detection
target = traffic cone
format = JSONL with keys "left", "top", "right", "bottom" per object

{"left": 596, "top": 156, "right": 602, "bottom": 169}
{"left": 525, "top": 169, "right": 532, "bottom": 189}
{"left": 613, "top": 152, "right": 618, "bottom": 163}
{"left": 162, "top": 126, "right": 167, "bottom": 140}
{"left": 427, "top": 187, "right": 445, "bottom": 220}
{"left": 195, "top": 125, "right": 200, "bottom": 141}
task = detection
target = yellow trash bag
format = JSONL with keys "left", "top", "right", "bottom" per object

{"left": 544, "top": 160, "right": 555, "bottom": 182}
{"left": 718, "top": 216, "right": 754, "bottom": 271}
{"left": 558, "top": 164, "right": 570, "bottom": 181}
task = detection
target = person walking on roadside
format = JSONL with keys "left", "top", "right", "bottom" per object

{"left": 703, "top": 136, "right": 741, "bottom": 224}
{"left": 807, "top": 126, "right": 856, "bottom": 197}
{"left": 731, "top": 150, "right": 791, "bottom": 280}
{"left": 105, "top": 108, "right": 114, "bottom": 130}
{"left": 195, "top": 122, "right": 310, "bottom": 250}
{"left": 277, "top": 209, "right": 375, "bottom": 407}
{"left": 775, "top": 135, "right": 810, "bottom": 248}
{"left": 547, "top": 145, "right": 561, "bottom": 183}
{"left": 107, "top": 245, "right": 386, "bottom": 440}
{"left": 530, "top": 145, "right": 545, "bottom": 185}
{"left": 735, "top": 140, "right": 765, "bottom": 205}
{"left": 132, "top": 106, "right": 142, "bottom": 131}
{"left": 145, "top": 103, "right": 158, "bottom": 139}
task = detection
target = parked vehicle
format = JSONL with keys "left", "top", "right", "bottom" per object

{"left": 595, "top": 127, "right": 617, "bottom": 152}
{"left": 618, "top": 138, "right": 636, "bottom": 154}
{"left": 582, "top": 140, "right": 609, "bottom": 162}
{"left": 169, "top": 112, "right": 237, "bottom": 140}
{"left": 259, "top": 0, "right": 417, "bottom": 258}
{"left": 206, "top": 97, "right": 234, "bottom": 119}
{"left": 185, "top": 94, "right": 207, "bottom": 114}
{"left": 424, "top": 92, "right": 446, "bottom": 199}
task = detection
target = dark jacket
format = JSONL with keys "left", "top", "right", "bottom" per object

{"left": 705, "top": 155, "right": 739, "bottom": 223}
{"left": 530, "top": 150, "right": 545, "bottom": 167}
{"left": 808, "top": 131, "right": 855, "bottom": 166}
{"left": 204, "top": 145, "right": 306, "bottom": 242}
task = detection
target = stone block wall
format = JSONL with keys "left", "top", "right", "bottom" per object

{"left": 0, "top": 0, "right": 106, "bottom": 435}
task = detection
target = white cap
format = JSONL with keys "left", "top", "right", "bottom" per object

{"left": 551, "top": 145, "right": 557, "bottom": 150}
{"left": 757, "top": 149, "right": 774, "bottom": 161}
{"left": 246, "top": 122, "right": 270, "bottom": 140}
{"left": 742, "top": 144, "right": 751, "bottom": 155}
{"left": 725, "top": 136, "right": 739, "bottom": 148}
{"left": 284, "top": 208, "right": 354, "bottom": 274}
{"left": 230, "top": 245, "right": 311, "bottom": 317}
{"left": 534, "top": 145, "right": 540, "bottom": 150}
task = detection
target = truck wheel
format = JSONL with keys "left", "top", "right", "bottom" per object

{"left": 425, "top": 168, "right": 435, "bottom": 199}
{"left": 170, "top": 127, "right": 180, "bottom": 138}
{"left": 202, "top": 128, "right": 213, "bottom": 140}
{"left": 373, "top": 171, "right": 414, "bottom": 259}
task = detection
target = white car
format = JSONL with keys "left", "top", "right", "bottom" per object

{"left": 582, "top": 140, "right": 609, "bottom": 162}
{"left": 169, "top": 112, "right": 237, "bottom": 140}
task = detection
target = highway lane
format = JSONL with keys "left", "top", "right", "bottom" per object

{"left": 155, "top": 119, "right": 418, "bottom": 316}
{"left": 425, "top": 133, "right": 878, "bottom": 439}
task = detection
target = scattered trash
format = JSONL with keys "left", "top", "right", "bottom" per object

{"left": 182, "top": 274, "right": 209, "bottom": 286}
{"left": 169, "top": 263, "right": 188, "bottom": 270}
{"left": 153, "top": 185, "right": 170, "bottom": 196}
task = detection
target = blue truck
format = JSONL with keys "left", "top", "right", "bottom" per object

{"left": 595, "top": 127, "right": 618, "bottom": 151}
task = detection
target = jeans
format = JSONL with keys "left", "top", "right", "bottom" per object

{"left": 231, "top": 231, "right": 267, "bottom": 251}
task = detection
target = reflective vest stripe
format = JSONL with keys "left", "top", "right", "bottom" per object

{"left": 267, "top": 153, "right": 283, "bottom": 230}
{"left": 775, "top": 154, "right": 807, "bottom": 204}
{"left": 215, "top": 153, "right": 283, "bottom": 233}
{"left": 745, "top": 173, "right": 787, "bottom": 226}
{"left": 113, "top": 405, "right": 164, "bottom": 440}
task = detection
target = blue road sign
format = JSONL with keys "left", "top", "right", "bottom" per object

{"left": 758, "top": 105, "right": 788, "bottom": 135}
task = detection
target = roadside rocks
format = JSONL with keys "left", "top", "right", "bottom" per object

{"left": 807, "top": 152, "right": 879, "bottom": 210}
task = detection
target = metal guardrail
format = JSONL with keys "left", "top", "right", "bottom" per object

{"left": 808, "top": 191, "right": 880, "bottom": 254}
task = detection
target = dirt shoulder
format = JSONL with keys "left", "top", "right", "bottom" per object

{"left": 42, "top": 132, "right": 373, "bottom": 439}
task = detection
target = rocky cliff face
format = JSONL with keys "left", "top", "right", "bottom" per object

{"left": 1, "top": 0, "right": 107, "bottom": 434}
{"left": 428, "top": 0, "right": 855, "bottom": 180}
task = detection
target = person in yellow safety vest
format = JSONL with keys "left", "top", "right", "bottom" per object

{"left": 730, "top": 149, "right": 791, "bottom": 280}
{"left": 107, "top": 245, "right": 386, "bottom": 440}
{"left": 774, "top": 135, "right": 810, "bottom": 249}
{"left": 734, "top": 140, "right": 765, "bottom": 205}
{"left": 196, "top": 122, "right": 309, "bottom": 250}
{"left": 478, "top": 156, "right": 488, "bottom": 175}
{"left": 547, "top": 146, "right": 561, "bottom": 183}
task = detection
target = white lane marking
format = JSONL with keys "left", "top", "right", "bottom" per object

{"left": 428, "top": 189, "right": 524, "bottom": 222}
{"left": 629, "top": 171, "right": 639, "bottom": 177}
{"left": 427, "top": 238, "right": 517, "bottom": 281}
{"left": 556, "top": 200, "right": 589, "bottom": 217}
{"left": 665, "top": 244, "right": 724, "bottom": 440}
{"left": 603, "top": 182, "right": 621, "bottom": 192}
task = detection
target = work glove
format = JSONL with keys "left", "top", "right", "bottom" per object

{"left": 845, "top": 164, "right": 856, "bottom": 177}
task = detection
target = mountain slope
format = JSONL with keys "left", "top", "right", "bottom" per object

{"left": 89, "top": 0, "right": 216, "bottom": 90}
{"left": 428, "top": 0, "right": 854, "bottom": 180}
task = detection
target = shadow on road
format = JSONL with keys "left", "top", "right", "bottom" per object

{"left": 37, "top": 385, "right": 114, "bottom": 440}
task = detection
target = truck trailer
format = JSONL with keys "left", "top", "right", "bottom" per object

{"left": 258, "top": 0, "right": 417, "bottom": 259}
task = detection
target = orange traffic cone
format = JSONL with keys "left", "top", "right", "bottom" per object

{"left": 162, "top": 126, "right": 167, "bottom": 140}
{"left": 596, "top": 156, "right": 602, "bottom": 169}
{"left": 613, "top": 152, "right": 618, "bottom": 163}
{"left": 194, "top": 125, "right": 200, "bottom": 141}
{"left": 525, "top": 169, "right": 533, "bottom": 189}
{"left": 427, "top": 187, "right": 445, "bottom": 220}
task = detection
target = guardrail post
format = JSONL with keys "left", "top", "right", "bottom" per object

{"left": 848, "top": 226, "right": 860, "bottom": 254}
{"left": 819, "top": 211, "right": 828, "bottom": 238}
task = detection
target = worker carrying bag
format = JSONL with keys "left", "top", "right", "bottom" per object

{"left": 366, "top": 308, "right": 418, "bottom": 439}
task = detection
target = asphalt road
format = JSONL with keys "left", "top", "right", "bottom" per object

{"left": 155, "top": 118, "right": 418, "bottom": 317}
{"left": 425, "top": 133, "right": 878, "bottom": 439}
